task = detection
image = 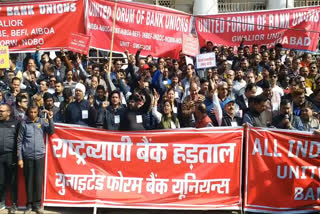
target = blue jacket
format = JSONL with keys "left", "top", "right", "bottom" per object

{"left": 65, "top": 99, "right": 96, "bottom": 127}
{"left": 17, "top": 117, "right": 54, "bottom": 160}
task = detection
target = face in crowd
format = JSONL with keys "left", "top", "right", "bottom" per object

{"left": 75, "top": 89, "right": 84, "bottom": 101}
{"left": 189, "top": 82, "right": 199, "bottom": 100}
{"left": 0, "top": 104, "right": 10, "bottom": 121}
{"left": 224, "top": 101, "right": 235, "bottom": 117}
{"left": 28, "top": 107, "right": 39, "bottom": 122}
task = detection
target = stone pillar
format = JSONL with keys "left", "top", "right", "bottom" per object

{"left": 267, "top": 0, "right": 294, "bottom": 9}
{"left": 193, "top": 0, "right": 218, "bottom": 15}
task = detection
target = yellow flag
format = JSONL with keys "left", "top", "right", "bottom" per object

{"left": 0, "top": 46, "right": 9, "bottom": 69}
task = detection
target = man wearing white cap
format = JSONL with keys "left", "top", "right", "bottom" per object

{"left": 65, "top": 83, "right": 96, "bottom": 126}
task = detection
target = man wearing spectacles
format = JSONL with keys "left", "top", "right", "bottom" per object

{"left": 0, "top": 104, "right": 19, "bottom": 213}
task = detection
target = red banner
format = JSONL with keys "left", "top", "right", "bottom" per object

{"left": 196, "top": 7, "right": 320, "bottom": 52}
{"left": 182, "top": 34, "right": 199, "bottom": 57}
{"left": 245, "top": 127, "right": 320, "bottom": 213}
{"left": 0, "top": 0, "right": 85, "bottom": 52}
{"left": 68, "top": 33, "right": 90, "bottom": 55}
{"left": 44, "top": 125, "right": 243, "bottom": 210}
{"left": 86, "top": 0, "right": 192, "bottom": 58}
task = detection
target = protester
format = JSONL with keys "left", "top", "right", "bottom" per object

{"left": 65, "top": 83, "right": 96, "bottom": 126}
{"left": 152, "top": 89, "right": 180, "bottom": 129}
{"left": 0, "top": 104, "right": 19, "bottom": 214}
{"left": 17, "top": 105, "right": 54, "bottom": 214}
{"left": 119, "top": 78, "right": 152, "bottom": 131}
{"left": 0, "top": 42, "right": 319, "bottom": 134}
{"left": 195, "top": 103, "right": 213, "bottom": 128}
{"left": 103, "top": 90, "right": 126, "bottom": 130}
{"left": 300, "top": 103, "right": 320, "bottom": 132}
{"left": 243, "top": 95, "right": 268, "bottom": 127}
{"left": 272, "top": 99, "right": 304, "bottom": 130}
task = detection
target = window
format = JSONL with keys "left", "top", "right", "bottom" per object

{"left": 153, "top": 0, "right": 174, "bottom": 8}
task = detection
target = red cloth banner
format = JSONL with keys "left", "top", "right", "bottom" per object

{"left": 245, "top": 127, "right": 320, "bottom": 213}
{"left": 0, "top": 0, "right": 85, "bottom": 52}
{"left": 196, "top": 7, "right": 320, "bottom": 52}
{"left": 44, "top": 125, "right": 243, "bottom": 210}
{"left": 86, "top": 0, "right": 192, "bottom": 58}
{"left": 68, "top": 33, "right": 90, "bottom": 55}
{"left": 182, "top": 34, "right": 199, "bottom": 57}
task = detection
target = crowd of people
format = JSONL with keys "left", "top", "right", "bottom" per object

{"left": 1, "top": 41, "right": 320, "bottom": 213}
{"left": 1, "top": 43, "right": 319, "bottom": 132}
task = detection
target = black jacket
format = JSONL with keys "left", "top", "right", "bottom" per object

{"left": 0, "top": 119, "right": 19, "bottom": 155}
{"left": 119, "top": 89, "right": 151, "bottom": 131}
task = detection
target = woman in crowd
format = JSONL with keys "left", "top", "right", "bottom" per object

{"left": 152, "top": 89, "right": 180, "bottom": 129}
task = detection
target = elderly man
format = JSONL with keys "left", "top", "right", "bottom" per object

{"left": 65, "top": 83, "right": 96, "bottom": 126}
{"left": 181, "top": 81, "right": 205, "bottom": 127}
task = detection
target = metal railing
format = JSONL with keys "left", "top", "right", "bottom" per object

{"left": 294, "top": 0, "right": 320, "bottom": 7}
{"left": 218, "top": 0, "right": 266, "bottom": 13}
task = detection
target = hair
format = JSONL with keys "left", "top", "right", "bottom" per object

{"left": 245, "top": 83, "right": 256, "bottom": 92}
{"left": 40, "top": 80, "right": 49, "bottom": 87}
{"left": 217, "top": 81, "right": 228, "bottom": 89}
{"left": 254, "top": 94, "right": 267, "bottom": 104}
{"left": 26, "top": 104, "right": 39, "bottom": 115}
{"left": 280, "top": 99, "right": 291, "bottom": 106}
{"left": 63, "top": 88, "right": 73, "bottom": 99}
{"left": 0, "top": 103, "right": 11, "bottom": 112}
{"left": 309, "top": 62, "right": 317, "bottom": 68}
{"left": 291, "top": 88, "right": 305, "bottom": 97}
{"left": 166, "top": 87, "right": 175, "bottom": 95}
{"left": 187, "top": 64, "right": 194, "bottom": 69}
{"left": 260, "top": 80, "right": 271, "bottom": 89}
{"left": 11, "top": 77, "right": 21, "bottom": 83}
{"left": 200, "top": 78, "right": 209, "bottom": 85}
{"left": 96, "top": 85, "right": 105, "bottom": 92}
{"left": 275, "top": 43, "right": 283, "bottom": 49}
{"left": 55, "top": 80, "right": 63, "bottom": 85}
{"left": 260, "top": 45, "right": 267, "bottom": 50}
{"left": 248, "top": 96, "right": 256, "bottom": 105}
{"left": 109, "top": 90, "right": 121, "bottom": 100}
{"left": 289, "top": 77, "right": 297, "bottom": 85}
{"left": 16, "top": 93, "right": 28, "bottom": 104}
{"left": 92, "top": 64, "right": 100, "bottom": 71}
{"left": 43, "top": 92, "right": 53, "bottom": 101}
{"left": 170, "top": 73, "right": 179, "bottom": 79}
{"left": 197, "top": 103, "right": 207, "bottom": 114}
{"left": 301, "top": 102, "right": 313, "bottom": 110}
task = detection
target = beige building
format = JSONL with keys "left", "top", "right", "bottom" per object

{"left": 134, "top": 0, "right": 320, "bottom": 14}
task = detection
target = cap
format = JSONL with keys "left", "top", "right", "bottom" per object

{"left": 222, "top": 98, "right": 235, "bottom": 108}
{"left": 142, "top": 64, "right": 150, "bottom": 70}
{"left": 75, "top": 83, "right": 86, "bottom": 95}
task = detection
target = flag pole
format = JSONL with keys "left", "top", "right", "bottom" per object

{"left": 108, "top": 0, "right": 118, "bottom": 73}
